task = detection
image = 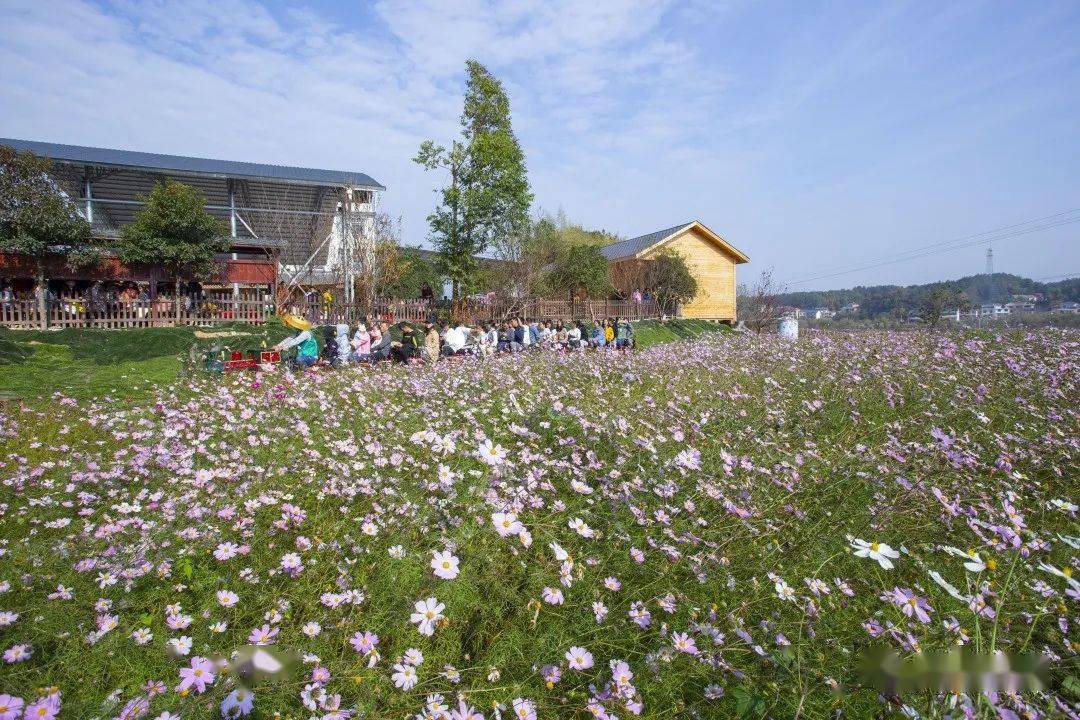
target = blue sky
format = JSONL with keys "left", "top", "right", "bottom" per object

{"left": 1, "top": 0, "right": 1078, "bottom": 289}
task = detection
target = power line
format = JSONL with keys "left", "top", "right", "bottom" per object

{"left": 781, "top": 212, "right": 1080, "bottom": 287}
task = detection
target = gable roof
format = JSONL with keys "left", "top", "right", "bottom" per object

{"left": 0, "top": 138, "right": 385, "bottom": 190}
{"left": 600, "top": 220, "right": 749, "bottom": 264}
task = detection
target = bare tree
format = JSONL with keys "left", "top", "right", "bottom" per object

{"left": 349, "top": 212, "right": 407, "bottom": 309}
{"left": 737, "top": 267, "right": 787, "bottom": 333}
{"left": 488, "top": 216, "right": 561, "bottom": 318}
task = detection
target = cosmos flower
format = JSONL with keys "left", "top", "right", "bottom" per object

{"left": 411, "top": 597, "right": 445, "bottom": 636}
{"left": 431, "top": 550, "right": 460, "bottom": 580}
{"left": 671, "top": 632, "right": 699, "bottom": 654}
{"left": 391, "top": 662, "right": 418, "bottom": 690}
{"left": 850, "top": 538, "right": 900, "bottom": 570}
{"left": 220, "top": 688, "right": 255, "bottom": 718}
{"left": 565, "top": 646, "right": 594, "bottom": 670}
{"left": 492, "top": 512, "right": 523, "bottom": 537}
{"left": 178, "top": 656, "right": 216, "bottom": 693}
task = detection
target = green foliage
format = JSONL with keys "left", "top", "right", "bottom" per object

{"left": 0, "top": 146, "right": 93, "bottom": 264}
{"left": 547, "top": 242, "right": 611, "bottom": 299}
{"left": 115, "top": 180, "right": 228, "bottom": 283}
{"left": 384, "top": 248, "right": 443, "bottom": 299}
{"left": 644, "top": 251, "right": 698, "bottom": 313}
{"left": 414, "top": 60, "right": 532, "bottom": 297}
{"left": 631, "top": 319, "right": 730, "bottom": 349}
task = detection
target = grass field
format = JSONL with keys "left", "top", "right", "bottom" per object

{"left": 0, "top": 328, "right": 1076, "bottom": 719}
{"left": 0, "top": 319, "right": 723, "bottom": 401}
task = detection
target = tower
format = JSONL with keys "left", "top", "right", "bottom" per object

{"left": 984, "top": 242, "right": 996, "bottom": 305}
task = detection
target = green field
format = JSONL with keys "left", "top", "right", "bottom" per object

{"left": 0, "top": 328, "right": 1075, "bottom": 719}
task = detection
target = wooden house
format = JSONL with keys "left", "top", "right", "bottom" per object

{"left": 601, "top": 220, "right": 749, "bottom": 321}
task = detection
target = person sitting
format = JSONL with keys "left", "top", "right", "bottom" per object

{"left": 616, "top": 317, "right": 634, "bottom": 351}
{"left": 536, "top": 321, "right": 552, "bottom": 345}
{"left": 567, "top": 322, "right": 582, "bottom": 350}
{"left": 442, "top": 323, "right": 466, "bottom": 356}
{"left": 392, "top": 323, "right": 419, "bottom": 363}
{"left": 333, "top": 324, "right": 353, "bottom": 366}
{"left": 604, "top": 319, "right": 615, "bottom": 346}
{"left": 454, "top": 322, "right": 473, "bottom": 353}
{"left": 514, "top": 318, "right": 529, "bottom": 351}
{"left": 497, "top": 322, "right": 514, "bottom": 353}
{"left": 423, "top": 319, "right": 441, "bottom": 364}
{"left": 477, "top": 324, "right": 495, "bottom": 358}
{"left": 555, "top": 321, "right": 569, "bottom": 348}
{"left": 369, "top": 322, "right": 393, "bottom": 362}
{"left": 590, "top": 323, "right": 606, "bottom": 348}
{"left": 320, "top": 325, "right": 339, "bottom": 364}
{"left": 273, "top": 314, "right": 319, "bottom": 368}
{"left": 351, "top": 323, "right": 371, "bottom": 362}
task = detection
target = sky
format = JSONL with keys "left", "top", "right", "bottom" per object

{"left": 1, "top": 0, "right": 1078, "bottom": 290}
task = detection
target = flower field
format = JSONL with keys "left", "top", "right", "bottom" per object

{"left": 0, "top": 329, "right": 1077, "bottom": 719}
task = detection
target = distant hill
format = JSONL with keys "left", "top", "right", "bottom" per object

{"left": 775, "top": 273, "right": 1080, "bottom": 318}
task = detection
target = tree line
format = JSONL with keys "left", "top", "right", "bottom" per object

{"left": 776, "top": 273, "right": 1080, "bottom": 318}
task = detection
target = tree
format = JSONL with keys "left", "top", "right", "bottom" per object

{"left": 0, "top": 147, "right": 95, "bottom": 324}
{"left": 644, "top": 252, "right": 697, "bottom": 315}
{"left": 350, "top": 212, "right": 408, "bottom": 307}
{"left": 414, "top": 60, "right": 532, "bottom": 302}
{"left": 115, "top": 180, "right": 227, "bottom": 322}
{"left": 919, "top": 286, "right": 968, "bottom": 329}
{"left": 487, "top": 216, "right": 562, "bottom": 314}
{"left": 383, "top": 248, "right": 442, "bottom": 300}
{"left": 548, "top": 243, "right": 612, "bottom": 301}
{"left": 737, "top": 267, "right": 786, "bottom": 333}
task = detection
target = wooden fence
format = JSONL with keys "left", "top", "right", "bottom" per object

{"left": 0, "top": 294, "right": 663, "bottom": 330}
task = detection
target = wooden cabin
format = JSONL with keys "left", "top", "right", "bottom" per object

{"left": 601, "top": 220, "right": 749, "bottom": 321}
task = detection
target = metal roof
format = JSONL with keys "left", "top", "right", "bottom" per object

{"left": 599, "top": 222, "right": 694, "bottom": 260}
{"left": 0, "top": 138, "right": 385, "bottom": 190}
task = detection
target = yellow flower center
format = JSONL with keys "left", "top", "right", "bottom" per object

{"left": 870, "top": 542, "right": 881, "bottom": 552}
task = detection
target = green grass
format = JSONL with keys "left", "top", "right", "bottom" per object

{"left": 0, "top": 321, "right": 293, "bottom": 401}
{"left": 631, "top": 318, "right": 731, "bottom": 349}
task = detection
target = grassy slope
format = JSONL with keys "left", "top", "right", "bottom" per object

{"left": 0, "top": 320, "right": 724, "bottom": 401}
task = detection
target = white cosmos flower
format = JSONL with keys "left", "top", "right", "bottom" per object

{"left": 431, "top": 550, "right": 460, "bottom": 580}
{"left": 410, "top": 597, "right": 445, "bottom": 636}
{"left": 927, "top": 569, "right": 970, "bottom": 602}
{"left": 1037, "top": 562, "right": 1080, "bottom": 590}
{"left": 550, "top": 542, "right": 570, "bottom": 561}
{"left": 941, "top": 546, "right": 990, "bottom": 572}
{"left": 850, "top": 538, "right": 900, "bottom": 569}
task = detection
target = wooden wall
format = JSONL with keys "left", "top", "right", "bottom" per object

{"left": 641, "top": 226, "right": 738, "bottom": 321}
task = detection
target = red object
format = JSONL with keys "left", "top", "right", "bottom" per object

{"left": 230, "top": 350, "right": 243, "bottom": 361}
{"left": 224, "top": 358, "right": 258, "bottom": 371}
{"left": 260, "top": 350, "right": 281, "bottom": 363}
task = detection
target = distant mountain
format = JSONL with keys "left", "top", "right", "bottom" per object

{"left": 775, "top": 273, "right": 1080, "bottom": 318}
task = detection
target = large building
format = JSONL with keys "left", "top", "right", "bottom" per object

{"left": 601, "top": 220, "right": 749, "bottom": 321}
{"left": 0, "top": 138, "right": 384, "bottom": 299}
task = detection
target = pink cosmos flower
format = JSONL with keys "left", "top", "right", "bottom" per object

{"left": 350, "top": 630, "right": 379, "bottom": 654}
{"left": 565, "top": 646, "right": 594, "bottom": 670}
{"left": 248, "top": 624, "right": 279, "bottom": 645}
{"left": 0, "top": 694, "right": 24, "bottom": 720}
{"left": 492, "top": 511, "right": 523, "bottom": 537}
{"left": 178, "top": 656, "right": 216, "bottom": 694}
{"left": 542, "top": 587, "right": 564, "bottom": 605}
{"left": 2, "top": 643, "right": 31, "bottom": 663}
{"left": 672, "top": 631, "right": 699, "bottom": 655}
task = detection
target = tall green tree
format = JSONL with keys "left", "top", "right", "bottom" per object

{"left": 115, "top": 180, "right": 227, "bottom": 321}
{"left": 414, "top": 60, "right": 532, "bottom": 300}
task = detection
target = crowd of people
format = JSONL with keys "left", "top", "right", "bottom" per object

{"left": 273, "top": 314, "right": 636, "bottom": 368}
